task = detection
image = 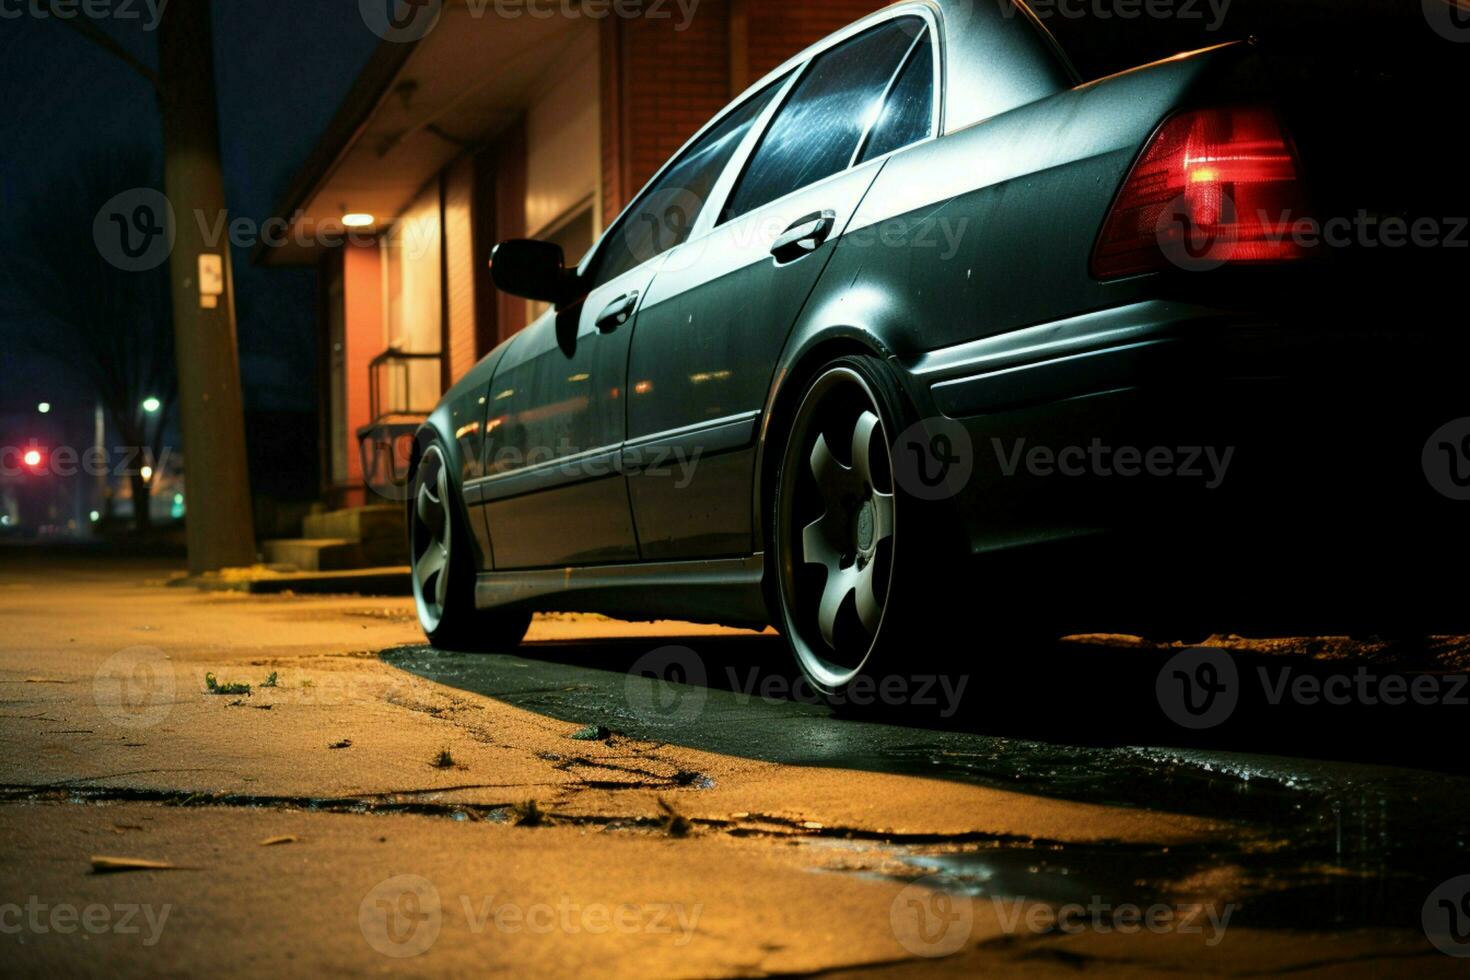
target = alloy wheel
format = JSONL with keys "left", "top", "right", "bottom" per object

{"left": 411, "top": 445, "right": 453, "bottom": 633}
{"left": 777, "top": 366, "right": 897, "bottom": 693}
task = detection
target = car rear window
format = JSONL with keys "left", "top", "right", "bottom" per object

{"left": 857, "top": 28, "right": 934, "bottom": 164}
{"left": 721, "top": 17, "right": 925, "bottom": 222}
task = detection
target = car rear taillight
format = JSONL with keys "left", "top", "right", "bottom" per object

{"left": 1091, "top": 106, "right": 1312, "bottom": 279}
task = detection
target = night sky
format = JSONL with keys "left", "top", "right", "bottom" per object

{"left": 0, "top": 1, "right": 380, "bottom": 423}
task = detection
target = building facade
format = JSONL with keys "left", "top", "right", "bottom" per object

{"left": 262, "top": 0, "right": 887, "bottom": 507}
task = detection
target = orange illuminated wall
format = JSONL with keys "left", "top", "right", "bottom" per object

{"left": 339, "top": 238, "right": 382, "bottom": 504}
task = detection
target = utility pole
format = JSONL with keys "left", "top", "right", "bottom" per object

{"left": 156, "top": 0, "right": 257, "bottom": 573}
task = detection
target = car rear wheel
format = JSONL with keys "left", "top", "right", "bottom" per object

{"left": 773, "top": 355, "right": 924, "bottom": 700}
{"left": 411, "top": 442, "right": 531, "bottom": 651}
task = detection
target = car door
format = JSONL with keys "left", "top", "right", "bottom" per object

{"left": 475, "top": 79, "right": 784, "bottom": 569}
{"left": 476, "top": 267, "right": 648, "bottom": 569}
{"left": 623, "top": 15, "right": 939, "bottom": 561}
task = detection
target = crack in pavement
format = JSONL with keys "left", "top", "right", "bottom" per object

{"left": 0, "top": 782, "right": 1177, "bottom": 851}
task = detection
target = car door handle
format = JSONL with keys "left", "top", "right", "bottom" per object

{"left": 769, "top": 210, "right": 836, "bottom": 263}
{"left": 595, "top": 291, "right": 638, "bottom": 333}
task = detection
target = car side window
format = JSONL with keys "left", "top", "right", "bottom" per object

{"left": 586, "top": 81, "right": 781, "bottom": 287}
{"left": 720, "top": 17, "right": 924, "bottom": 222}
{"left": 857, "top": 28, "right": 934, "bottom": 164}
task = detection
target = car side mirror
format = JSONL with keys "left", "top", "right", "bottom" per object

{"left": 489, "top": 239, "right": 580, "bottom": 305}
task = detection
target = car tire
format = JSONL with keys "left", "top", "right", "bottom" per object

{"left": 410, "top": 441, "right": 531, "bottom": 652}
{"left": 771, "top": 354, "right": 955, "bottom": 707}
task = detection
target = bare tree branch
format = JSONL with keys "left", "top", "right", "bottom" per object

{"left": 1, "top": 146, "right": 176, "bottom": 530}
{"left": 56, "top": 16, "right": 161, "bottom": 96}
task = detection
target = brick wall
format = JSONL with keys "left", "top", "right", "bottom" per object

{"left": 602, "top": 0, "right": 731, "bottom": 223}
{"left": 745, "top": 0, "right": 890, "bottom": 80}
{"left": 599, "top": 0, "right": 889, "bottom": 221}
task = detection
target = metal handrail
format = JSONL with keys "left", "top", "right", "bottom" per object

{"left": 366, "top": 348, "right": 442, "bottom": 425}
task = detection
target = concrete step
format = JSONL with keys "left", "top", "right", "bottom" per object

{"left": 261, "top": 538, "right": 365, "bottom": 573}
{"left": 180, "top": 565, "right": 412, "bottom": 597}
{"left": 302, "top": 505, "right": 405, "bottom": 543}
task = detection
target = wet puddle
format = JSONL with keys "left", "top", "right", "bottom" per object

{"left": 382, "top": 641, "right": 1470, "bottom": 932}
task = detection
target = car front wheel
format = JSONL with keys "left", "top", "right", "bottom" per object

{"left": 410, "top": 441, "right": 530, "bottom": 651}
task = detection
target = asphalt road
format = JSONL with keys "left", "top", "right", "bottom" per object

{"left": 0, "top": 552, "right": 1466, "bottom": 976}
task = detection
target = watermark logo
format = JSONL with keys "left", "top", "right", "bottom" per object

{"left": 93, "top": 188, "right": 175, "bottom": 273}
{"left": 1012, "top": 0, "right": 1231, "bottom": 31}
{"left": 992, "top": 438, "right": 1233, "bottom": 489}
{"left": 93, "top": 646, "right": 175, "bottom": 730}
{"left": 1424, "top": 875, "right": 1470, "bottom": 956}
{"left": 1423, "top": 418, "right": 1470, "bottom": 501}
{"left": 892, "top": 418, "right": 974, "bottom": 501}
{"left": 623, "top": 186, "right": 706, "bottom": 273}
{"left": 0, "top": 0, "right": 169, "bottom": 31}
{"left": 0, "top": 898, "right": 171, "bottom": 946}
{"left": 2, "top": 444, "right": 173, "bottom": 481}
{"left": 890, "top": 877, "right": 973, "bottom": 958}
{"left": 361, "top": 0, "right": 700, "bottom": 41}
{"left": 992, "top": 896, "right": 1233, "bottom": 945}
{"left": 461, "top": 895, "right": 702, "bottom": 943}
{"left": 360, "top": 875, "right": 442, "bottom": 958}
{"left": 1424, "top": 0, "right": 1470, "bottom": 41}
{"left": 1157, "top": 652, "right": 1468, "bottom": 730}
{"left": 843, "top": 215, "right": 971, "bottom": 261}
{"left": 1158, "top": 204, "right": 1468, "bottom": 272}
{"left": 1156, "top": 647, "right": 1239, "bottom": 729}
{"left": 359, "top": 0, "right": 443, "bottom": 42}
{"left": 728, "top": 668, "right": 970, "bottom": 717}
{"left": 93, "top": 193, "right": 430, "bottom": 271}
{"left": 1157, "top": 192, "right": 1235, "bottom": 272}
{"left": 625, "top": 645, "right": 708, "bottom": 726}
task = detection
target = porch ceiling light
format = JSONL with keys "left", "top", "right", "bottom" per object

{"left": 343, "top": 213, "right": 375, "bottom": 228}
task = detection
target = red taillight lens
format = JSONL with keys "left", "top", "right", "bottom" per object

{"left": 1091, "top": 106, "right": 1312, "bottom": 279}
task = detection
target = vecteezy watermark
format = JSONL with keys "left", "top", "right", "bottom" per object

{"left": 727, "top": 667, "right": 970, "bottom": 717}
{"left": 1423, "top": 418, "right": 1470, "bottom": 501}
{"left": 1157, "top": 647, "right": 1240, "bottom": 730}
{"left": 93, "top": 188, "right": 175, "bottom": 273}
{"left": 1424, "top": 0, "right": 1470, "bottom": 42}
{"left": 358, "top": 875, "right": 702, "bottom": 957}
{"left": 0, "top": 898, "right": 171, "bottom": 946}
{"left": 359, "top": 0, "right": 700, "bottom": 42}
{"left": 625, "top": 645, "right": 970, "bottom": 720}
{"left": 889, "top": 876, "right": 1234, "bottom": 957}
{"left": 93, "top": 191, "right": 427, "bottom": 272}
{"left": 360, "top": 875, "right": 442, "bottom": 958}
{"left": 360, "top": 428, "right": 705, "bottom": 504}
{"left": 460, "top": 895, "right": 701, "bottom": 945}
{"left": 1254, "top": 211, "right": 1469, "bottom": 252}
{"left": 644, "top": 207, "right": 971, "bottom": 277}
{"left": 1, "top": 444, "right": 174, "bottom": 481}
{"left": 1156, "top": 647, "right": 1470, "bottom": 730}
{"left": 991, "top": 895, "right": 1235, "bottom": 946}
{"left": 842, "top": 215, "right": 971, "bottom": 262}
{"left": 993, "top": 438, "right": 1235, "bottom": 490}
{"left": 625, "top": 645, "right": 709, "bottom": 726}
{"left": 1424, "top": 875, "right": 1470, "bottom": 957}
{"left": 1157, "top": 198, "right": 1470, "bottom": 272}
{"left": 93, "top": 646, "right": 175, "bottom": 731}
{"left": 889, "top": 878, "right": 974, "bottom": 958}
{"left": 1016, "top": 0, "right": 1232, "bottom": 31}
{"left": 0, "top": 0, "right": 168, "bottom": 30}
{"left": 892, "top": 418, "right": 975, "bottom": 502}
